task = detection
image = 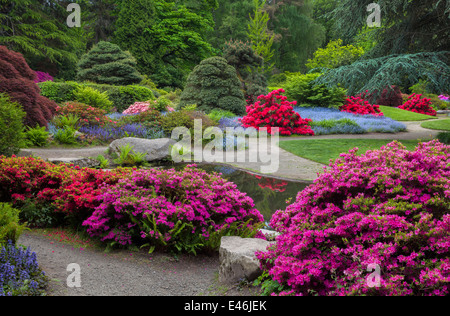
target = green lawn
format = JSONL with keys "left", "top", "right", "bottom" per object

{"left": 421, "top": 119, "right": 450, "bottom": 131}
{"left": 379, "top": 105, "right": 438, "bottom": 121}
{"left": 279, "top": 139, "right": 422, "bottom": 164}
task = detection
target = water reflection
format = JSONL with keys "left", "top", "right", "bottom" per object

{"left": 172, "top": 163, "right": 311, "bottom": 222}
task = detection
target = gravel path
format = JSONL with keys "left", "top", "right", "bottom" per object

{"left": 18, "top": 231, "right": 254, "bottom": 297}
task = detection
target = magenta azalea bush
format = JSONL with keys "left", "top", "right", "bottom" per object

{"left": 83, "top": 165, "right": 264, "bottom": 253}
{"left": 257, "top": 140, "right": 450, "bottom": 296}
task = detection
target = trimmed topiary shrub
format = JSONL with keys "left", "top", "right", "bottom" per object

{"left": 257, "top": 140, "right": 450, "bottom": 296}
{"left": 179, "top": 57, "right": 247, "bottom": 115}
{"left": 0, "top": 93, "right": 26, "bottom": 156}
{"left": 0, "top": 45, "right": 56, "bottom": 127}
{"left": 77, "top": 41, "right": 143, "bottom": 86}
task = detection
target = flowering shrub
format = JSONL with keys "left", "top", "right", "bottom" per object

{"left": 34, "top": 71, "right": 53, "bottom": 83}
{"left": 257, "top": 140, "right": 450, "bottom": 296}
{"left": 1, "top": 241, "right": 48, "bottom": 296}
{"left": 0, "top": 156, "right": 132, "bottom": 225}
{"left": 56, "top": 102, "right": 109, "bottom": 127}
{"left": 240, "top": 89, "right": 315, "bottom": 136}
{"left": 399, "top": 94, "right": 437, "bottom": 116}
{"left": 83, "top": 165, "right": 264, "bottom": 253}
{"left": 340, "top": 96, "right": 384, "bottom": 116}
{"left": 122, "top": 101, "right": 151, "bottom": 115}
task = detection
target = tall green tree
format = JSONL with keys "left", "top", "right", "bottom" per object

{"left": 0, "top": 0, "right": 88, "bottom": 78}
{"left": 114, "top": 0, "right": 215, "bottom": 88}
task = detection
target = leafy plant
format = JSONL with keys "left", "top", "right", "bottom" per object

{"left": 16, "top": 199, "right": 58, "bottom": 229}
{"left": 73, "top": 86, "right": 113, "bottom": 112}
{"left": 51, "top": 114, "right": 80, "bottom": 130}
{"left": 436, "top": 132, "right": 450, "bottom": 144}
{"left": 54, "top": 126, "right": 78, "bottom": 145}
{"left": 0, "top": 203, "right": 28, "bottom": 246}
{"left": 113, "top": 144, "right": 147, "bottom": 167}
{"left": 25, "top": 125, "right": 49, "bottom": 147}
{"left": 0, "top": 93, "right": 26, "bottom": 156}
{"left": 306, "top": 39, "right": 364, "bottom": 71}
{"left": 95, "top": 155, "right": 110, "bottom": 169}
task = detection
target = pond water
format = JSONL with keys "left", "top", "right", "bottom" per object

{"left": 172, "top": 163, "right": 311, "bottom": 222}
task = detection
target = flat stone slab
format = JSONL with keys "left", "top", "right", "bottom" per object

{"left": 218, "top": 236, "right": 273, "bottom": 284}
{"left": 48, "top": 157, "right": 100, "bottom": 168}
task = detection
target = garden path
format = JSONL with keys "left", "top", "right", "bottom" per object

{"left": 23, "top": 118, "right": 445, "bottom": 182}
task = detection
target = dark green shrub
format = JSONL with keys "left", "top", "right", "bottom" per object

{"left": 77, "top": 41, "right": 143, "bottom": 86}
{"left": 160, "top": 110, "right": 217, "bottom": 136}
{"left": 0, "top": 203, "right": 27, "bottom": 246}
{"left": 179, "top": 57, "right": 247, "bottom": 115}
{"left": 0, "top": 93, "right": 26, "bottom": 156}
{"left": 16, "top": 199, "right": 59, "bottom": 228}
{"left": 284, "top": 73, "right": 347, "bottom": 108}
{"left": 437, "top": 132, "right": 450, "bottom": 144}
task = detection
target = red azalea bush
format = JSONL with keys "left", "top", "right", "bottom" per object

{"left": 0, "top": 46, "right": 56, "bottom": 127}
{"left": 257, "top": 140, "right": 450, "bottom": 296}
{"left": 56, "top": 102, "right": 109, "bottom": 127}
{"left": 0, "top": 156, "right": 132, "bottom": 224}
{"left": 240, "top": 89, "right": 314, "bottom": 136}
{"left": 340, "top": 95, "right": 384, "bottom": 116}
{"left": 399, "top": 94, "right": 437, "bottom": 116}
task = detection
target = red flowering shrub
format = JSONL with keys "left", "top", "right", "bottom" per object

{"left": 56, "top": 102, "right": 109, "bottom": 127}
{"left": 0, "top": 156, "right": 132, "bottom": 225}
{"left": 257, "top": 140, "right": 450, "bottom": 296}
{"left": 240, "top": 89, "right": 314, "bottom": 136}
{"left": 0, "top": 46, "right": 56, "bottom": 127}
{"left": 399, "top": 94, "right": 437, "bottom": 116}
{"left": 340, "top": 96, "right": 384, "bottom": 116}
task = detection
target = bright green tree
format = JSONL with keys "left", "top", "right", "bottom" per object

{"left": 306, "top": 39, "right": 364, "bottom": 70}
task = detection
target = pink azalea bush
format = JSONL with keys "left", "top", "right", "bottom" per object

{"left": 122, "top": 101, "right": 151, "bottom": 115}
{"left": 83, "top": 165, "right": 264, "bottom": 253}
{"left": 257, "top": 140, "right": 450, "bottom": 296}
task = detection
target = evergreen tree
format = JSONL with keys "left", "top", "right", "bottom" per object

{"left": 179, "top": 56, "right": 247, "bottom": 115}
{"left": 76, "top": 41, "right": 143, "bottom": 86}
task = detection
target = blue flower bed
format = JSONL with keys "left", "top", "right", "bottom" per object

{"left": 294, "top": 107, "right": 407, "bottom": 135}
{"left": 79, "top": 124, "right": 165, "bottom": 142}
{"left": 0, "top": 241, "right": 48, "bottom": 296}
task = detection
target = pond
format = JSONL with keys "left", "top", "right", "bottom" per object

{"left": 171, "top": 163, "right": 311, "bottom": 222}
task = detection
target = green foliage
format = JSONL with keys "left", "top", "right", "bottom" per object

{"left": 77, "top": 41, "right": 143, "bottom": 86}
{"left": 38, "top": 81, "right": 81, "bottom": 104}
{"left": 179, "top": 56, "right": 247, "bottom": 115}
{"left": 154, "top": 96, "right": 174, "bottom": 112}
{"left": 315, "top": 52, "right": 450, "bottom": 100}
{"left": 207, "top": 109, "right": 237, "bottom": 123}
{"left": 436, "top": 132, "right": 450, "bottom": 144}
{"left": 223, "top": 39, "right": 268, "bottom": 101}
{"left": 16, "top": 199, "right": 58, "bottom": 229}
{"left": 0, "top": 203, "right": 28, "bottom": 246}
{"left": 73, "top": 86, "right": 113, "bottom": 112}
{"left": 114, "top": 0, "right": 215, "bottom": 88}
{"left": 284, "top": 73, "right": 347, "bottom": 108}
{"left": 247, "top": 0, "right": 274, "bottom": 72}
{"left": 0, "top": 93, "right": 26, "bottom": 156}
{"left": 95, "top": 155, "right": 110, "bottom": 169}
{"left": 161, "top": 110, "right": 196, "bottom": 135}
{"left": 51, "top": 114, "right": 80, "bottom": 130}
{"left": 54, "top": 126, "right": 78, "bottom": 145}
{"left": 306, "top": 39, "right": 364, "bottom": 70}
{"left": 24, "top": 125, "right": 49, "bottom": 147}
{"left": 114, "top": 144, "right": 147, "bottom": 167}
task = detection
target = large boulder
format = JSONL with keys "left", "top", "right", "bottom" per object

{"left": 218, "top": 236, "right": 273, "bottom": 284}
{"left": 108, "top": 137, "right": 176, "bottom": 162}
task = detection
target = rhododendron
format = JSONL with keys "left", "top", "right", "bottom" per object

{"left": 240, "top": 89, "right": 315, "bottom": 136}
{"left": 340, "top": 95, "right": 383, "bottom": 116}
{"left": 122, "top": 102, "right": 151, "bottom": 115}
{"left": 399, "top": 94, "right": 437, "bottom": 116}
{"left": 257, "top": 140, "right": 450, "bottom": 296}
{"left": 33, "top": 71, "right": 53, "bottom": 83}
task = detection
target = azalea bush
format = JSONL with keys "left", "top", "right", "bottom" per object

{"left": 240, "top": 89, "right": 315, "bottom": 136}
{"left": 34, "top": 71, "right": 53, "bottom": 83}
{"left": 257, "top": 140, "right": 450, "bottom": 296}
{"left": 399, "top": 94, "right": 437, "bottom": 116}
{"left": 122, "top": 101, "right": 152, "bottom": 115}
{"left": 83, "top": 165, "right": 264, "bottom": 254}
{"left": 55, "top": 102, "right": 109, "bottom": 127}
{"left": 340, "top": 96, "right": 383, "bottom": 117}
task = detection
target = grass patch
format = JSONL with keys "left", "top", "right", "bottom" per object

{"left": 421, "top": 119, "right": 450, "bottom": 131}
{"left": 379, "top": 105, "right": 438, "bottom": 121}
{"left": 279, "top": 139, "right": 422, "bottom": 164}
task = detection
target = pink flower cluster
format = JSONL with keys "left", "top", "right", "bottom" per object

{"left": 34, "top": 71, "right": 53, "bottom": 83}
{"left": 122, "top": 101, "right": 151, "bottom": 115}
{"left": 82, "top": 165, "right": 264, "bottom": 250}
{"left": 257, "top": 140, "right": 450, "bottom": 296}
